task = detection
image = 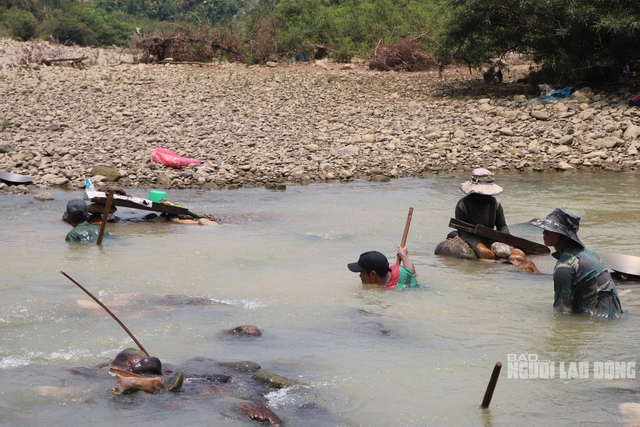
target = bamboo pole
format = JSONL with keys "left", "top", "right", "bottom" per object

{"left": 396, "top": 207, "right": 414, "bottom": 265}
{"left": 60, "top": 271, "right": 150, "bottom": 357}
{"left": 96, "top": 190, "right": 114, "bottom": 246}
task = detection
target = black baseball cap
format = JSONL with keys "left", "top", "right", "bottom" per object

{"left": 347, "top": 251, "right": 391, "bottom": 277}
{"left": 66, "top": 198, "right": 88, "bottom": 223}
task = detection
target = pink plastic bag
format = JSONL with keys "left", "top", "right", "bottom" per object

{"left": 151, "top": 148, "right": 201, "bottom": 168}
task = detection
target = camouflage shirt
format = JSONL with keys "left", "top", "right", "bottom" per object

{"left": 552, "top": 241, "right": 621, "bottom": 318}
{"left": 65, "top": 221, "right": 110, "bottom": 243}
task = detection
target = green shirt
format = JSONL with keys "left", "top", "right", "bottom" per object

{"left": 384, "top": 265, "right": 420, "bottom": 290}
{"left": 65, "top": 222, "right": 110, "bottom": 243}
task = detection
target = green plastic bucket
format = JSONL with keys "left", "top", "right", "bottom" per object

{"left": 149, "top": 190, "right": 167, "bottom": 203}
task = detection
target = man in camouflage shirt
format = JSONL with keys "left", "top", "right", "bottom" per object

{"left": 64, "top": 198, "right": 111, "bottom": 243}
{"left": 530, "top": 208, "right": 622, "bottom": 318}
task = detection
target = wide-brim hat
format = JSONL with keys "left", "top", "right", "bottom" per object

{"left": 460, "top": 168, "right": 503, "bottom": 196}
{"left": 529, "top": 208, "right": 583, "bottom": 247}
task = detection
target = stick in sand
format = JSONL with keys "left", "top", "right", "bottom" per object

{"left": 396, "top": 207, "right": 414, "bottom": 266}
{"left": 60, "top": 271, "right": 150, "bottom": 357}
{"left": 481, "top": 362, "right": 502, "bottom": 409}
{"left": 96, "top": 190, "right": 114, "bottom": 246}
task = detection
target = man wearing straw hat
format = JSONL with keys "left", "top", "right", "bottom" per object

{"left": 530, "top": 208, "right": 622, "bottom": 318}
{"left": 347, "top": 246, "right": 420, "bottom": 290}
{"left": 455, "top": 168, "right": 509, "bottom": 234}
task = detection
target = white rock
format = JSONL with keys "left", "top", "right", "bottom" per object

{"left": 557, "top": 161, "right": 574, "bottom": 170}
{"left": 530, "top": 111, "right": 550, "bottom": 120}
{"left": 453, "top": 128, "right": 465, "bottom": 139}
{"left": 593, "top": 137, "right": 622, "bottom": 149}
{"left": 362, "top": 134, "right": 376, "bottom": 143}
{"left": 34, "top": 192, "right": 54, "bottom": 201}
{"left": 623, "top": 124, "right": 640, "bottom": 139}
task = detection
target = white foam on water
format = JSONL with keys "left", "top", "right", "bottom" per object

{"left": 265, "top": 386, "right": 294, "bottom": 409}
{"left": 0, "top": 355, "right": 32, "bottom": 368}
{"left": 208, "top": 298, "right": 268, "bottom": 310}
{"left": 48, "top": 348, "right": 91, "bottom": 361}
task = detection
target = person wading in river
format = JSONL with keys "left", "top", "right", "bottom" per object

{"left": 348, "top": 246, "right": 419, "bottom": 290}
{"left": 448, "top": 168, "right": 509, "bottom": 239}
{"left": 530, "top": 208, "right": 622, "bottom": 318}
{"left": 63, "top": 198, "right": 111, "bottom": 243}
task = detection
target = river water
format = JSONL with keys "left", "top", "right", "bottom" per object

{"left": 2, "top": 171, "right": 640, "bottom": 427}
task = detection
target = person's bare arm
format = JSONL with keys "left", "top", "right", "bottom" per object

{"left": 397, "top": 245, "right": 416, "bottom": 275}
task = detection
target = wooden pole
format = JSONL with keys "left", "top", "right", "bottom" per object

{"left": 96, "top": 190, "right": 114, "bottom": 246}
{"left": 396, "top": 207, "right": 414, "bottom": 265}
{"left": 481, "top": 362, "right": 502, "bottom": 408}
{"left": 60, "top": 271, "right": 150, "bottom": 357}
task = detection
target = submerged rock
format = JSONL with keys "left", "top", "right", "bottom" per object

{"left": 220, "top": 361, "right": 262, "bottom": 372}
{"left": 224, "top": 325, "right": 262, "bottom": 337}
{"left": 237, "top": 400, "right": 283, "bottom": 426}
{"left": 252, "top": 370, "right": 301, "bottom": 389}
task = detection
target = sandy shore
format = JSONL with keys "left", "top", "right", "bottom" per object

{"left": 1, "top": 38, "right": 639, "bottom": 193}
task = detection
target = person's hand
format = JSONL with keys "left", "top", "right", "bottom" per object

{"left": 397, "top": 245, "right": 408, "bottom": 259}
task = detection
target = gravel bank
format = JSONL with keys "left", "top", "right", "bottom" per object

{"left": 1, "top": 39, "right": 640, "bottom": 193}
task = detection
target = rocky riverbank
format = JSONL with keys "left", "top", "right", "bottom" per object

{"left": 1, "top": 38, "right": 640, "bottom": 193}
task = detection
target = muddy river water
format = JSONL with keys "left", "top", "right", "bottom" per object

{"left": 2, "top": 171, "right": 640, "bottom": 426}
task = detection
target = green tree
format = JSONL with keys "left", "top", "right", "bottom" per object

{"left": 191, "top": 0, "right": 241, "bottom": 25}
{"left": 1, "top": 7, "right": 38, "bottom": 40}
{"left": 275, "top": 0, "right": 444, "bottom": 58}
{"left": 438, "top": 0, "right": 640, "bottom": 83}
{"left": 93, "top": 0, "right": 178, "bottom": 21}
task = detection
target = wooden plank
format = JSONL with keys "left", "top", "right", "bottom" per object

{"left": 449, "top": 218, "right": 476, "bottom": 233}
{"left": 85, "top": 190, "right": 198, "bottom": 218}
{"left": 449, "top": 218, "right": 550, "bottom": 255}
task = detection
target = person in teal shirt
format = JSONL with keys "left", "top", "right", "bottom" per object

{"left": 64, "top": 198, "right": 111, "bottom": 243}
{"left": 348, "top": 246, "right": 420, "bottom": 290}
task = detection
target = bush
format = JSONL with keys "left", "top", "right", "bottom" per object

{"left": 37, "top": 5, "right": 137, "bottom": 47}
{"left": 81, "top": 7, "right": 134, "bottom": 46}
{"left": 275, "top": 0, "right": 445, "bottom": 61}
{"left": 2, "top": 7, "right": 38, "bottom": 41}
{"left": 332, "top": 37, "right": 355, "bottom": 63}
{"left": 39, "top": 8, "right": 99, "bottom": 46}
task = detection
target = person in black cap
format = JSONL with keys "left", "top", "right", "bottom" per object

{"left": 63, "top": 198, "right": 110, "bottom": 243}
{"left": 347, "top": 246, "right": 419, "bottom": 290}
{"left": 530, "top": 208, "right": 622, "bottom": 318}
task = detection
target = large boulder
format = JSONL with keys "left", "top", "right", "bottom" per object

{"left": 434, "top": 236, "right": 477, "bottom": 259}
{"left": 91, "top": 166, "right": 121, "bottom": 182}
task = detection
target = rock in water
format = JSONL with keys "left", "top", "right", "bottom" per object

{"left": 237, "top": 401, "right": 283, "bottom": 426}
{"left": 474, "top": 242, "right": 495, "bottom": 260}
{"left": 434, "top": 236, "right": 478, "bottom": 259}
{"left": 491, "top": 242, "right": 511, "bottom": 258}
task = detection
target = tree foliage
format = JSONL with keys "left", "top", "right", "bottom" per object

{"left": 438, "top": 0, "right": 640, "bottom": 83}
{"left": 1, "top": 7, "right": 38, "bottom": 41}
{"left": 275, "top": 0, "right": 446, "bottom": 59}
